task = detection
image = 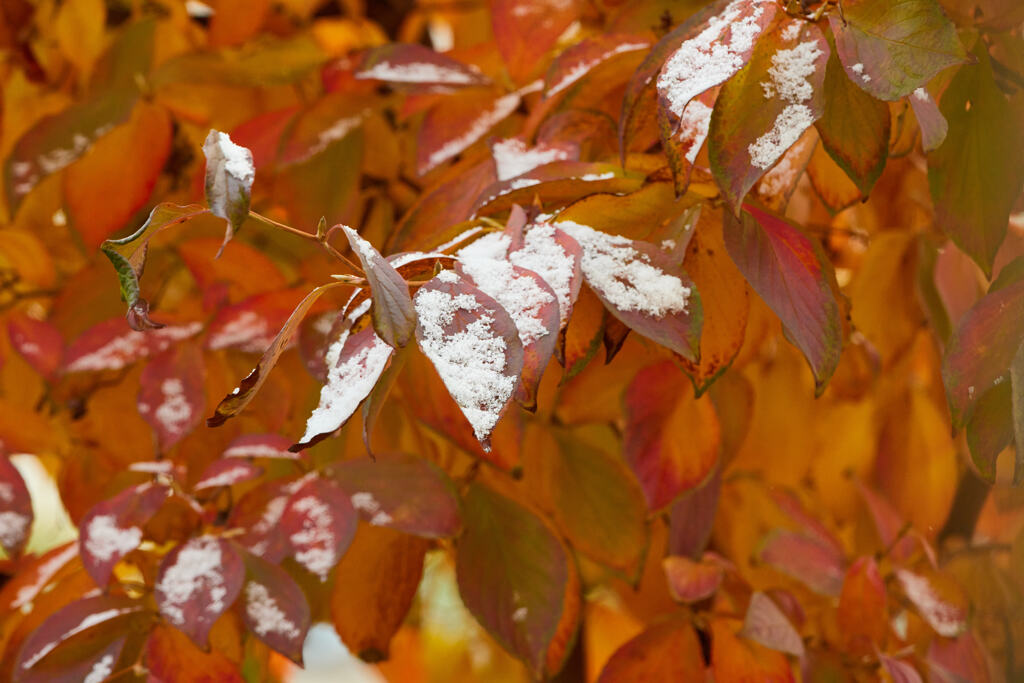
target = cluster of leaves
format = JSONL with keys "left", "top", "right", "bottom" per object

{"left": 0, "top": 0, "right": 1023, "bottom": 681}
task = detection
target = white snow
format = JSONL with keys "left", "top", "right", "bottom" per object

{"left": 204, "top": 131, "right": 255, "bottom": 187}
{"left": 913, "top": 87, "right": 930, "bottom": 102}
{"left": 657, "top": 0, "right": 774, "bottom": 118}
{"left": 781, "top": 21, "right": 802, "bottom": 42}
{"left": 22, "top": 608, "right": 134, "bottom": 670}
{"left": 152, "top": 378, "right": 193, "bottom": 438}
{"left": 677, "top": 100, "right": 713, "bottom": 164}
{"left": 748, "top": 38, "right": 822, "bottom": 170}
{"left": 84, "top": 654, "right": 115, "bottom": 683}
{"left": 128, "top": 461, "right": 175, "bottom": 474}
{"left": 299, "top": 332, "right": 393, "bottom": 445}
{"left": 0, "top": 511, "right": 30, "bottom": 552}
{"left": 156, "top": 537, "right": 228, "bottom": 626}
{"left": 350, "top": 492, "right": 392, "bottom": 526}
{"left": 206, "top": 310, "right": 272, "bottom": 352}
{"left": 11, "top": 543, "right": 78, "bottom": 610}
{"left": 508, "top": 223, "right": 578, "bottom": 327}
{"left": 896, "top": 570, "right": 965, "bottom": 638}
{"left": 850, "top": 62, "right": 871, "bottom": 83}
{"left": 341, "top": 226, "right": 381, "bottom": 271}
{"left": 66, "top": 323, "right": 202, "bottom": 373}
{"left": 195, "top": 464, "right": 255, "bottom": 490}
{"left": 512, "top": 607, "right": 528, "bottom": 622}
{"left": 83, "top": 515, "right": 142, "bottom": 562}
{"left": 245, "top": 582, "right": 301, "bottom": 639}
{"left": 757, "top": 131, "right": 813, "bottom": 199}
{"left": 289, "top": 495, "right": 339, "bottom": 581}
{"left": 558, "top": 222, "right": 690, "bottom": 316}
{"left": 414, "top": 279, "right": 517, "bottom": 443}
{"left": 359, "top": 60, "right": 482, "bottom": 85}
{"left": 547, "top": 42, "right": 650, "bottom": 96}
{"left": 492, "top": 138, "right": 572, "bottom": 181}
{"left": 424, "top": 92, "right": 521, "bottom": 171}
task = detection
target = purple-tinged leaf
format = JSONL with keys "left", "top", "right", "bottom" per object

{"left": 829, "top": 0, "right": 966, "bottom": 101}
{"left": 457, "top": 240, "right": 560, "bottom": 410}
{"left": 545, "top": 34, "right": 651, "bottom": 99}
{"left": 155, "top": 535, "right": 244, "bottom": 647}
{"left": 207, "top": 282, "right": 349, "bottom": 427}
{"left": 79, "top": 482, "right": 168, "bottom": 588}
{"left": 202, "top": 130, "right": 255, "bottom": 249}
{"left": 413, "top": 271, "right": 524, "bottom": 450}
{"left": 456, "top": 483, "right": 576, "bottom": 679}
{"left": 879, "top": 654, "right": 924, "bottom": 683}
{"left": 228, "top": 478, "right": 301, "bottom": 562}
{"left": 240, "top": 551, "right": 311, "bottom": 664}
{"left": 64, "top": 318, "right": 202, "bottom": 373}
{"left": 490, "top": 137, "right": 576, "bottom": 181}
{"left": 222, "top": 433, "right": 303, "bottom": 460}
{"left": 759, "top": 530, "right": 846, "bottom": 596}
{"left": 356, "top": 43, "right": 490, "bottom": 91}
{"left": 663, "top": 554, "right": 724, "bottom": 603}
{"left": 927, "top": 632, "right": 995, "bottom": 683}
{"left": 281, "top": 477, "right": 357, "bottom": 582}
{"left": 7, "top": 314, "right": 63, "bottom": 382}
{"left": 741, "top": 591, "right": 804, "bottom": 657}
{"left": 330, "top": 454, "right": 462, "bottom": 538}
{"left": 559, "top": 221, "right": 702, "bottom": 362}
{"left": 193, "top": 460, "right": 263, "bottom": 492}
{"left": 0, "top": 456, "right": 33, "bottom": 558}
{"left": 724, "top": 205, "right": 842, "bottom": 392}
{"left": 895, "top": 568, "right": 968, "bottom": 638}
{"left": 19, "top": 634, "right": 125, "bottom": 683}
{"left": 668, "top": 465, "right": 721, "bottom": 557}
{"left": 771, "top": 489, "right": 845, "bottom": 559}
{"left": 138, "top": 344, "right": 205, "bottom": 451}
{"left": 941, "top": 267, "right": 1024, "bottom": 429}
{"left": 909, "top": 87, "right": 947, "bottom": 152}
{"left": 928, "top": 42, "right": 1024, "bottom": 277}
{"left": 15, "top": 595, "right": 144, "bottom": 677}
{"left": 101, "top": 203, "right": 209, "bottom": 330}
{"left": 341, "top": 225, "right": 415, "bottom": 348}
{"left": 295, "top": 323, "right": 394, "bottom": 449}
{"left": 708, "top": 19, "right": 829, "bottom": 212}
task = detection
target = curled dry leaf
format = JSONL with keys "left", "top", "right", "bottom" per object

{"left": 202, "top": 130, "right": 255, "bottom": 250}
{"left": 79, "top": 481, "right": 168, "bottom": 587}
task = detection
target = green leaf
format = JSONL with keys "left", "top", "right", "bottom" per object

{"left": 723, "top": 205, "right": 843, "bottom": 392}
{"left": 203, "top": 130, "right": 255, "bottom": 250}
{"left": 541, "top": 427, "right": 648, "bottom": 580}
{"left": 341, "top": 226, "right": 416, "bottom": 348}
{"left": 456, "top": 483, "right": 577, "bottom": 678}
{"left": 708, "top": 20, "right": 830, "bottom": 213}
{"left": 828, "top": 0, "right": 967, "bottom": 101}
{"left": 100, "top": 203, "right": 209, "bottom": 329}
{"left": 815, "top": 49, "right": 890, "bottom": 195}
{"left": 927, "top": 42, "right": 1024, "bottom": 277}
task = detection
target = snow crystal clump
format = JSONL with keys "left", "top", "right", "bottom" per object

{"left": 156, "top": 537, "right": 227, "bottom": 625}
{"left": 84, "top": 515, "right": 142, "bottom": 562}
{"left": 748, "top": 39, "right": 822, "bottom": 169}
{"left": 0, "top": 511, "right": 30, "bottom": 552}
{"left": 205, "top": 131, "right": 254, "bottom": 186}
{"left": 508, "top": 223, "right": 577, "bottom": 325}
{"left": 246, "top": 582, "right": 301, "bottom": 639}
{"left": 414, "top": 284, "right": 517, "bottom": 442}
{"left": 288, "top": 496, "right": 338, "bottom": 581}
{"left": 677, "top": 100, "right": 714, "bottom": 164}
{"left": 492, "top": 138, "right": 571, "bottom": 181}
{"left": 84, "top": 655, "right": 115, "bottom": 683}
{"left": 558, "top": 222, "right": 690, "bottom": 316}
{"left": 359, "top": 61, "right": 481, "bottom": 85}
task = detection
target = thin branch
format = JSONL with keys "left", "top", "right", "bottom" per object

{"left": 248, "top": 211, "right": 363, "bottom": 273}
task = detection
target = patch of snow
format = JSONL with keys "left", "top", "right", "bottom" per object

{"left": 156, "top": 537, "right": 228, "bottom": 625}
{"left": 677, "top": 100, "right": 713, "bottom": 164}
{"left": 359, "top": 60, "right": 482, "bottom": 85}
{"left": 66, "top": 323, "right": 202, "bottom": 373}
{"left": 246, "top": 582, "right": 301, "bottom": 639}
{"left": 492, "top": 138, "right": 572, "bottom": 181}
{"left": 195, "top": 464, "right": 255, "bottom": 490}
{"left": 84, "top": 654, "right": 115, "bottom": 683}
{"left": 289, "top": 496, "right": 338, "bottom": 582}
{"left": 11, "top": 544, "right": 78, "bottom": 610}
{"left": 509, "top": 223, "right": 578, "bottom": 327}
{"left": 83, "top": 515, "right": 142, "bottom": 563}
{"left": 0, "top": 511, "right": 30, "bottom": 552}
{"left": 548, "top": 42, "right": 650, "bottom": 96}
{"left": 207, "top": 310, "right": 271, "bottom": 352}
{"left": 913, "top": 87, "right": 930, "bottom": 102}
{"left": 425, "top": 92, "right": 521, "bottom": 171}
{"left": 896, "top": 570, "right": 965, "bottom": 638}
{"left": 781, "top": 21, "right": 802, "bottom": 42}
{"left": 204, "top": 131, "right": 254, "bottom": 187}
{"left": 152, "top": 378, "right": 193, "bottom": 438}
{"left": 22, "top": 608, "right": 133, "bottom": 670}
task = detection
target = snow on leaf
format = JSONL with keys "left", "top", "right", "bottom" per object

{"left": 544, "top": 33, "right": 651, "bottom": 98}
{"left": 79, "top": 482, "right": 168, "bottom": 587}
{"left": 413, "top": 272, "right": 524, "bottom": 449}
{"left": 64, "top": 318, "right": 202, "bottom": 373}
{"left": 356, "top": 43, "right": 490, "bottom": 90}
{"left": 908, "top": 87, "right": 947, "bottom": 152}
{"left": 506, "top": 222, "right": 583, "bottom": 329}
{"left": 281, "top": 478, "right": 357, "bottom": 582}
{"left": 229, "top": 479, "right": 300, "bottom": 562}
{"left": 0, "top": 456, "right": 33, "bottom": 558}
{"left": 340, "top": 225, "right": 416, "bottom": 349}
{"left": 656, "top": 0, "right": 776, "bottom": 120}
{"left": 223, "top": 433, "right": 303, "bottom": 459}
{"left": 6, "top": 542, "right": 79, "bottom": 612}
{"left": 895, "top": 569, "right": 968, "bottom": 638}
{"left": 240, "top": 552, "right": 310, "bottom": 663}
{"left": 137, "top": 344, "right": 205, "bottom": 451}
{"left": 155, "top": 535, "right": 244, "bottom": 647}
{"left": 418, "top": 90, "right": 521, "bottom": 174}
{"left": 193, "top": 459, "right": 263, "bottom": 491}
{"left": 557, "top": 221, "right": 701, "bottom": 361}
{"left": 202, "top": 130, "right": 255, "bottom": 249}
{"left": 491, "top": 138, "right": 575, "bottom": 181}
{"left": 6, "top": 314, "right": 63, "bottom": 381}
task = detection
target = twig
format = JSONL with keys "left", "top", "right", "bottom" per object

{"left": 248, "top": 211, "right": 363, "bottom": 274}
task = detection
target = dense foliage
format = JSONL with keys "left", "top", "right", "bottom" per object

{"left": 0, "top": 0, "right": 1023, "bottom": 680}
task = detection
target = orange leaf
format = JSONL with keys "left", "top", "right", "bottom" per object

{"left": 146, "top": 622, "right": 244, "bottom": 683}
{"left": 837, "top": 556, "right": 888, "bottom": 655}
{"left": 710, "top": 618, "right": 794, "bottom": 683}
{"left": 596, "top": 617, "right": 706, "bottom": 682}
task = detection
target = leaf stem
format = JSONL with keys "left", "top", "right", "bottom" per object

{"left": 248, "top": 211, "right": 363, "bottom": 273}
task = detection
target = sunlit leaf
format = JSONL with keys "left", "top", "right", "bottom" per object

{"left": 828, "top": 0, "right": 966, "bottom": 101}
{"left": 78, "top": 482, "right": 168, "bottom": 588}
{"left": 155, "top": 535, "right": 244, "bottom": 648}
{"left": 724, "top": 205, "right": 842, "bottom": 391}
{"left": 596, "top": 617, "right": 706, "bottom": 682}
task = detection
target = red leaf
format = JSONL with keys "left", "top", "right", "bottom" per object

{"left": 624, "top": 361, "right": 720, "bottom": 510}
{"left": 741, "top": 591, "right": 804, "bottom": 657}
{"left": 759, "top": 530, "right": 846, "bottom": 596}
{"left": 491, "top": 0, "right": 582, "bottom": 82}
{"left": 356, "top": 43, "right": 490, "bottom": 91}
{"left": 79, "top": 482, "right": 168, "bottom": 587}
{"left": 413, "top": 271, "right": 524, "bottom": 450}
{"left": 668, "top": 466, "right": 721, "bottom": 557}
{"left": 280, "top": 477, "right": 357, "bottom": 581}
{"left": 7, "top": 314, "right": 62, "bottom": 381}
{"left": 193, "top": 460, "right": 263, "bottom": 492}
{"left": 15, "top": 594, "right": 145, "bottom": 675}
{"left": 545, "top": 33, "right": 652, "bottom": 99}
{"left": 228, "top": 478, "right": 300, "bottom": 562}
{"left": 0, "top": 542, "right": 78, "bottom": 613}
{"left": 558, "top": 222, "right": 702, "bottom": 361}
{"left": 341, "top": 225, "right": 415, "bottom": 348}
{"left": 928, "top": 632, "right": 995, "bottom": 683}
{"left": 879, "top": 654, "right": 924, "bottom": 683}
{"left": 155, "top": 535, "right": 244, "bottom": 648}
{"left": 417, "top": 89, "right": 520, "bottom": 175}
{"left": 455, "top": 483, "right": 577, "bottom": 678}
{"left": 138, "top": 343, "right": 205, "bottom": 451}
{"left": 473, "top": 161, "right": 643, "bottom": 216}
{"left": 64, "top": 318, "right": 202, "bottom": 373}
{"left": 205, "top": 287, "right": 315, "bottom": 354}
{"left": 222, "top": 433, "right": 303, "bottom": 460}
{"left": 330, "top": 454, "right": 462, "bottom": 538}
{"left": 596, "top": 617, "right": 706, "bottom": 682}
{"left": 663, "top": 554, "right": 724, "bottom": 603}
{"left": 707, "top": 19, "right": 829, "bottom": 212}
{"left": 19, "top": 633, "right": 125, "bottom": 683}
{"left": 0, "top": 455, "right": 33, "bottom": 558}
{"left": 724, "top": 205, "right": 842, "bottom": 391}
{"left": 240, "top": 551, "right": 311, "bottom": 664}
